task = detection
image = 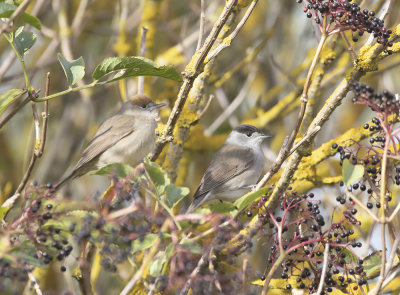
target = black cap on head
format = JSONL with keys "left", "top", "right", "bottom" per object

{"left": 234, "top": 124, "right": 262, "bottom": 137}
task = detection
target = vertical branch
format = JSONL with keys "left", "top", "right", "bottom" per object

{"left": 150, "top": 0, "right": 239, "bottom": 161}
{"left": 138, "top": 26, "right": 149, "bottom": 95}
{"left": 1, "top": 74, "right": 50, "bottom": 211}
{"left": 371, "top": 133, "right": 390, "bottom": 295}
{"left": 196, "top": 0, "right": 206, "bottom": 51}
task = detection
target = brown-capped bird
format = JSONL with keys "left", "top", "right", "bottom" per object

{"left": 55, "top": 94, "right": 165, "bottom": 190}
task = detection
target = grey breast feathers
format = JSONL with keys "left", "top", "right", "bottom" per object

{"left": 192, "top": 144, "right": 254, "bottom": 200}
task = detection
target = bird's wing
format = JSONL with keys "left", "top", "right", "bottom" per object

{"left": 192, "top": 144, "right": 254, "bottom": 201}
{"left": 73, "top": 114, "right": 135, "bottom": 172}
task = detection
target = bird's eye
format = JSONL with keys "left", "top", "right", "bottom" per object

{"left": 141, "top": 104, "right": 147, "bottom": 108}
{"left": 246, "top": 132, "right": 252, "bottom": 137}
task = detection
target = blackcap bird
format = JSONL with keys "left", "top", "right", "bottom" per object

{"left": 54, "top": 94, "right": 165, "bottom": 191}
{"left": 186, "top": 124, "right": 269, "bottom": 213}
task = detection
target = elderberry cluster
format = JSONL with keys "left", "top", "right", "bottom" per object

{"left": 251, "top": 190, "right": 366, "bottom": 292}
{"left": 297, "top": 0, "right": 393, "bottom": 53}
{"left": 352, "top": 82, "right": 400, "bottom": 115}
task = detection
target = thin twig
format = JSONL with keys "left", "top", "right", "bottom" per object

{"left": 149, "top": 0, "right": 239, "bottom": 161}
{"left": 138, "top": 26, "right": 149, "bottom": 95}
{"left": 339, "top": 31, "right": 357, "bottom": 60}
{"left": 346, "top": 190, "right": 381, "bottom": 223}
{"left": 254, "top": 125, "right": 320, "bottom": 191}
{"left": 196, "top": 0, "right": 206, "bottom": 51}
{"left": 207, "top": 0, "right": 258, "bottom": 60}
{"left": 204, "top": 70, "right": 256, "bottom": 135}
{"left": 38, "top": 73, "right": 50, "bottom": 156}
{"left": 388, "top": 200, "right": 400, "bottom": 222}
{"left": 120, "top": 220, "right": 170, "bottom": 295}
{"left": 316, "top": 243, "right": 330, "bottom": 295}
{"left": 179, "top": 248, "right": 210, "bottom": 295}
{"left": 74, "top": 242, "right": 95, "bottom": 295}
{"left": 27, "top": 271, "right": 43, "bottom": 295}
{"left": 196, "top": 94, "right": 214, "bottom": 122}
{"left": 0, "top": 0, "right": 31, "bottom": 34}
{"left": 1, "top": 75, "right": 50, "bottom": 211}
{"left": 371, "top": 134, "right": 390, "bottom": 295}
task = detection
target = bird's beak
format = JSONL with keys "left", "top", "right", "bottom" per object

{"left": 150, "top": 103, "right": 166, "bottom": 111}
{"left": 260, "top": 134, "right": 271, "bottom": 140}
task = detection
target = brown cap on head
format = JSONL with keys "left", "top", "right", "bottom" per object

{"left": 127, "top": 94, "right": 154, "bottom": 108}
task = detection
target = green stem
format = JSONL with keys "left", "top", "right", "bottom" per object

{"left": 5, "top": 33, "right": 32, "bottom": 94}
{"left": 33, "top": 81, "right": 98, "bottom": 102}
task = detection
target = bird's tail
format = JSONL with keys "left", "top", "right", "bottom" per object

{"left": 186, "top": 194, "right": 209, "bottom": 213}
{"left": 53, "top": 171, "right": 75, "bottom": 192}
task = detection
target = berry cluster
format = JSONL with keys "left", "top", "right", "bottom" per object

{"left": 352, "top": 82, "right": 400, "bottom": 115}
{"left": 248, "top": 191, "right": 367, "bottom": 293}
{"left": 297, "top": 0, "right": 393, "bottom": 53}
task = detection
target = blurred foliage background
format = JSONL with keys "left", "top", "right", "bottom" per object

{"left": 1, "top": 0, "right": 400, "bottom": 294}
{"left": 1, "top": 0, "right": 399, "bottom": 197}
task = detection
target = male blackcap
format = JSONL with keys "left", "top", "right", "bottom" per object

{"left": 54, "top": 94, "right": 165, "bottom": 190}
{"left": 186, "top": 124, "right": 269, "bottom": 213}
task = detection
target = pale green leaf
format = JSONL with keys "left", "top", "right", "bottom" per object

{"left": 208, "top": 202, "right": 237, "bottom": 213}
{"left": 57, "top": 53, "right": 85, "bottom": 86}
{"left": 181, "top": 240, "right": 201, "bottom": 254}
{"left": 234, "top": 187, "right": 269, "bottom": 211}
{"left": 0, "top": 206, "right": 9, "bottom": 221}
{"left": 93, "top": 163, "right": 134, "bottom": 178}
{"left": 14, "top": 28, "right": 36, "bottom": 56}
{"left": 0, "top": 88, "right": 26, "bottom": 115}
{"left": 342, "top": 159, "right": 364, "bottom": 186}
{"left": 145, "top": 161, "right": 170, "bottom": 195}
{"left": 149, "top": 252, "right": 167, "bottom": 276}
{"left": 131, "top": 234, "right": 159, "bottom": 254}
{"left": 165, "top": 184, "right": 189, "bottom": 208}
{"left": 0, "top": 7, "right": 41, "bottom": 30}
{"left": 92, "top": 56, "right": 182, "bottom": 83}
{"left": 363, "top": 251, "right": 382, "bottom": 278}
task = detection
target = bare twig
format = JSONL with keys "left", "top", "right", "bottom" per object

{"left": 27, "top": 271, "right": 43, "bottom": 295}
{"left": 120, "top": 220, "right": 170, "bottom": 295}
{"left": 207, "top": 0, "right": 259, "bottom": 60}
{"left": 370, "top": 134, "right": 390, "bottom": 295}
{"left": 196, "top": 0, "right": 206, "bottom": 51}
{"left": 254, "top": 125, "right": 320, "bottom": 191}
{"left": 74, "top": 242, "right": 95, "bottom": 295}
{"left": 179, "top": 248, "right": 210, "bottom": 295}
{"left": 196, "top": 94, "right": 214, "bottom": 121}
{"left": 1, "top": 75, "right": 50, "bottom": 211}
{"left": 138, "top": 26, "right": 149, "bottom": 95}
{"left": 0, "top": 0, "right": 31, "bottom": 34}
{"left": 149, "top": 0, "right": 239, "bottom": 161}
{"left": 316, "top": 243, "right": 330, "bottom": 295}
{"left": 346, "top": 190, "right": 381, "bottom": 223}
{"left": 340, "top": 31, "right": 357, "bottom": 60}
{"left": 38, "top": 73, "right": 50, "bottom": 156}
{"left": 204, "top": 69, "right": 256, "bottom": 135}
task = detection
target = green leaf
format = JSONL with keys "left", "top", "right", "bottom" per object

{"left": 145, "top": 161, "right": 170, "bottom": 195}
{"left": 0, "top": 9, "right": 41, "bottom": 30}
{"left": 131, "top": 233, "right": 158, "bottom": 254}
{"left": 165, "top": 184, "right": 189, "bottom": 208}
{"left": 92, "top": 56, "right": 182, "bottom": 83}
{"left": 363, "top": 251, "right": 382, "bottom": 278}
{"left": 234, "top": 187, "right": 269, "bottom": 212}
{"left": 57, "top": 53, "right": 85, "bottom": 86}
{"left": 180, "top": 240, "right": 201, "bottom": 254}
{"left": 0, "top": 206, "right": 9, "bottom": 221}
{"left": 14, "top": 27, "right": 36, "bottom": 56}
{"left": 0, "top": 2, "right": 16, "bottom": 14}
{"left": 93, "top": 163, "right": 134, "bottom": 178}
{"left": 149, "top": 251, "right": 167, "bottom": 276}
{"left": 0, "top": 88, "right": 26, "bottom": 115}
{"left": 208, "top": 202, "right": 237, "bottom": 213}
{"left": 342, "top": 159, "right": 364, "bottom": 186}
